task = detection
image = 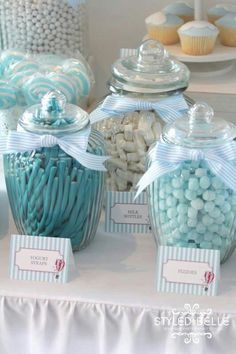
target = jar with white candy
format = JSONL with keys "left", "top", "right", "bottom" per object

{"left": 142, "top": 102, "right": 236, "bottom": 263}
{"left": 0, "top": 0, "right": 88, "bottom": 58}
{"left": 90, "top": 40, "right": 190, "bottom": 192}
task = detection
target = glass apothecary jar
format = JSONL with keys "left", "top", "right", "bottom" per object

{"left": 145, "top": 102, "right": 236, "bottom": 263}
{"left": 0, "top": 50, "right": 94, "bottom": 134}
{"left": 3, "top": 91, "right": 106, "bottom": 251}
{"left": 0, "top": 0, "right": 88, "bottom": 58}
{"left": 90, "top": 39, "right": 190, "bottom": 192}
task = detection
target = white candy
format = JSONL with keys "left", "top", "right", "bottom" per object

{"left": 0, "top": 0, "right": 88, "bottom": 57}
{"left": 96, "top": 110, "right": 163, "bottom": 191}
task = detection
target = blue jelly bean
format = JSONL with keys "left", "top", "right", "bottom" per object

{"left": 177, "top": 214, "right": 186, "bottom": 224}
{"left": 160, "top": 212, "right": 168, "bottom": 223}
{"left": 204, "top": 233, "right": 213, "bottom": 242}
{"left": 215, "top": 195, "right": 225, "bottom": 206}
{"left": 202, "top": 215, "right": 214, "bottom": 226}
{"left": 181, "top": 169, "right": 190, "bottom": 180}
{"left": 202, "top": 190, "right": 215, "bottom": 201}
{"left": 204, "top": 201, "right": 215, "bottom": 213}
{"left": 159, "top": 189, "right": 166, "bottom": 199}
{"left": 177, "top": 203, "right": 188, "bottom": 214}
{"left": 200, "top": 241, "right": 213, "bottom": 249}
{"left": 169, "top": 218, "right": 178, "bottom": 229}
{"left": 215, "top": 214, "right": 225, "bottom": 224}
{"left": 209, "top": 207, "right": 221, "bottom": 218}
{"left": 200, "top": 176, "right": 210, "bottom": 189}
{"left": 172, "top": 229, "right": 181, "bottom": 239}
{"left": 191, "top": 198, "right": 204, "bottom": 210}
{"left": 212, "top": 177, "right": 223, "bottom": 189}
{"left": 190, "top": 161, "right": 200, "bottom": 168}
{"left": 159, "top": 200, "right": 166, "bottom": 211}
{"left": 195, "top": 168, "right": 207, "bottom": 177}
{"left": 185, "top": 190, "right": 197, "bottom": 201}
{"left": 167, "top": 208, "right": 178, "bottom": 218}
{"left": 166, "top": 196, "right": 177, "bottom": 207}
{"left": 171, "top": 178, "right": 183, "bottom": 188}
{"left": 188, "top": 218, "right": 197, "bottom": 227}
{"left": 188, "top": 178, "right": 199, "bottom": 191}
{"left": 208, "top": 224, "right": 219, "bottom": 233}
{"left": 165, "top": 185, "right": 172, "bottom": 194}
{"left": 188, "top": 207, "right": 198, "bottom": 219}
{"left": 196, "top": 223, "right": 206, "bottom": 234}
{"left": 212, "top": 236, "right": 222, "bottom": 247}
{"left": 221, "top": 202, "right": 231, "bottom": 214}
{"left": 179, "top": 224, "right": 189, "bottom": 233}
{"left": 173, "top": 189, "right": 185, "bottom": 199}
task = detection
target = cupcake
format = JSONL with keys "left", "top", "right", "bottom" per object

{"left": 207, "top": 4, "right": 236, "bottom": 24}
{"left": 145, "top": 12, "right": 184, "bottom": 45}
{"left": 178, "top": 21, "right": 219, "bottom": 55}
{"left": 216, "top": 14, "right": 236, "bottom": 47}
{"left": 163, "top": 1, "right": 194, "bottom": 23}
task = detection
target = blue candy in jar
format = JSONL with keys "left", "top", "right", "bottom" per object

{"left": 3, "top": 91, "right": 107, "bottom": 251}
{"left": 138, "top": 102, "right": 236, "bottom": 263}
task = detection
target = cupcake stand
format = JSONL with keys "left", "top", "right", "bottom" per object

{"left": 167, "top": 0, "right": 236, "bottom": 123}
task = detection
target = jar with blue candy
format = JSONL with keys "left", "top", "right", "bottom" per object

{"left": 90, "top": 40, "right": 191, "bottom": 192}
{"left": 142, "top": 102, "right": 236, "bottom": 263}
{"left": 3, "top": 91, "right": 106, "bottom": 251}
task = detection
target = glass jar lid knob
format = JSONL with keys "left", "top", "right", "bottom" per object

{"left": 137, "top": 39, "right": 168, "bottom": 66}
{"left": 189, "top": 102, "right": 214, "bottom": 126}
{"left": 40, "top": 90, "right": 66, "bottom": 120}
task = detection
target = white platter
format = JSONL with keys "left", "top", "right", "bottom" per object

{"left": 164, "top": 42, "right": 236, "bottom": 63}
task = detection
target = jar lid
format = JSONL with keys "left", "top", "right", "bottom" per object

{"left": 18, "top": 90, "right": 89, "bottom": 134}
{"left": 162, "top": 102, "right": 236, "bottom": 148}
{"left": 110, "top": 39, "right": 190, "bottom": 93}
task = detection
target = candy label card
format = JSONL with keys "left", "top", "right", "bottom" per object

{"left": 9, "top": 235, "right": 75, "bottom": 283}
{"left": 157, "top": 246, "right": 220, "bottom": 296}
{"left": 105, "top": 191, "right": 151, "bottom": 233}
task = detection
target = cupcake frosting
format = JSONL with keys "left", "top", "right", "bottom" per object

{"left": 163, "top": 1, "right": 194, "bottom": 16}
{"left": 216, "top": 14, "right": 236, "bottom": 28}
{"left": 145, "top": 12, "right": 183, "bottom": 26}
{"left": 178, "top": 21, "right": 219, "bottom": 36}
{"left": 208, "top": 3, "right": 236, "bottom": 16}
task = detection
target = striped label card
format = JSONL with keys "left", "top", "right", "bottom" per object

{"left": 9, "top": 235, "right": 74, "bottom": 283}
{"left": 157, "top": 246, "right": 220, "bottom": 296}
{"left": 105, "top": 191, "right": 151, "bottom": 233}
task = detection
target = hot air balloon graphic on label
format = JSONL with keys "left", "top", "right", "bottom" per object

{"left": 55, "top": 258, "right": 65, "bottom": 272}
{"left": 204, "top": 271, "right": 215, "bottom": 292}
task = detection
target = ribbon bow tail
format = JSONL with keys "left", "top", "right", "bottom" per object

{"left": 135, "top": 162, "right": 180, "bottom": 198}
{"left": 59, "top": 141, "right": 109, "bottom": 171}
{"left": 207, "top": 158, "right": 236, "bottom": 192}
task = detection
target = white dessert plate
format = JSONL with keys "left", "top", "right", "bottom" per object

{"left": 165, "top": 42, "right": 236, "bottom": 63}
{"left": 143, "top": 35, "right": 236, "bottom": 63}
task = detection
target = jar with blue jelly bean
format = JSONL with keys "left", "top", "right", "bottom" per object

{"left": 3, "top": 91, "right": 106, "bottom": 251}
{"left": 147, "top": 102, "right": 236, "bottom": 263}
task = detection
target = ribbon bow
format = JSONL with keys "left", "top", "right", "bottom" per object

{"left": 136, "top": 141, "right": 236, "bottom": 197}
{"left": 0, "top": 127, "right": 108, "bottom": 171}
{"left": 89, "top": 94, "right": 188, "bottom": 125}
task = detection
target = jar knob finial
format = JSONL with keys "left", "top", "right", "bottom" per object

{"left": 138, "top": 39, "right": 169, "bottom": 64}
{"left": 41, "top": 90, "right": 67, "bottom": 115}
{"left": 188, "top": 102, "right": 214, "bottom": 125}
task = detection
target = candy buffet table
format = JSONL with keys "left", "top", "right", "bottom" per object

{"left": 0, "top": 165, "right": 236, "bottom": 354}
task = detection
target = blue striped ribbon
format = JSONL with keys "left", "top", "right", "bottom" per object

{"left": 0, "top": 127, "right": 108, "bottom": 171}
{"left": 90, "top": 94, "right": 188, "bottom": 125}
{"left": 136, "top": 141, "right": 236, "bottom": 197}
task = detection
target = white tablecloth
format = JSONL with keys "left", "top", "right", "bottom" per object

{"left": 0, "top": 165, "right": 236, "bottom": 354}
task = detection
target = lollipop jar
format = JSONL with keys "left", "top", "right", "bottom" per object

{"left": 3, "top": 91, "right": 106, "bottom": 251}
{"left": 147, "top": 103, "right": 236, "bottom": 263}
{"left": 0, "top": 0, "right": 88, "bottom": 57}
{"left": 90, "top": 40, "right": 190, "bottom": 192}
